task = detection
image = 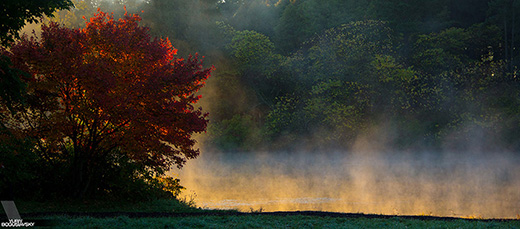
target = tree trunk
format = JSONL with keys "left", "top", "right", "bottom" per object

{"left": 504, "top": 8, "right": 509, "bottom": 66}
{"left": 511, "top": 1, "right": 516, "bottom": 70}
{"left": 68, "top": 149, "right": 93, "bottom": 199}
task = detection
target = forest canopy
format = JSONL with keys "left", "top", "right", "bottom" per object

{"left": 38, "top": 0, "right": 520, "bottom": 152}
{"left": 1, "top": 0, "right": 520, "bottom": 200}
{"left": 201, "top": 0, "right": 520, "bottom": 152}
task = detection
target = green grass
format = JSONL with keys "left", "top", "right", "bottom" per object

{"left": 25, "top": 215, "right": 520, "bottom": 228}
{"left": 11, "top": 199, "right": 520, "bottom": 228}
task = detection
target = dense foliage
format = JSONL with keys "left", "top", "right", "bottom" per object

{"left": 1, "top": 9, "right": 211, "bottom": 199}
{"left": 57, "top": 0, "right": 513, "bottom": 152}
{"left": 0, "top": 0, "right": 72, "bottom": 201}
{"left": 202, "top": 0, "right": 520, "bottom": 151}
{"left": 0, "top": 0, "right": 73, "bottom": 46}
{"left": 2, "top": 0, "right": 520, "bottom": 200}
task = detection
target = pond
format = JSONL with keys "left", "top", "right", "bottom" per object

{"left": 172, "top": 150, "right": 520, "bottom": 218}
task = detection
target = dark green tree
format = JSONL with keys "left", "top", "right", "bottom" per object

{"left": 267, "top": 21, "right": 405, "bottom": 146}
{"left": 225, "top": 27, "right": 286, "bottom": 109}
{"left": 274, "top": 1, "right": 308, "bottom": 54}
{"left": 0, "top": 0, "right": 73, "bottom": 46}
{"left": 1, "top": 0, "right": 73, "bottom": 104}
{"left": 0, "top": 0, "right": 72, "bottom": 200}
{"left": 143, "top": 0, "right": 221, "bottom": 57}
{"left": 366, "top": 0, "right": 450, "bottom": 34}
{"left": 488, "top": 0, "right": 520, "bottom": 71}
{"left": 448, "top": 0, "right": 490, "bottom": 27}
{"left": 274, "top": 0, "right": 370, "bottom": 54}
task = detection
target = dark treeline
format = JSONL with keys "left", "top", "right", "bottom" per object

{"left": 12, "top": 0, "right": 520, "bottom": 151}
{"left": 190, "top": 0, "right": 520, "bottom": 152}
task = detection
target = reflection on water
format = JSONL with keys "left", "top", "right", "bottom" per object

{"left": 203, "top": 197, "right": 341, "bottom": 208}
{"left": 171, "top": 151, "right": 520, "bottom": 218}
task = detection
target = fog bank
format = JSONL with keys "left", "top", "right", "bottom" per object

{"left": 171, "top": 150, "right": 520, "bottom": 218}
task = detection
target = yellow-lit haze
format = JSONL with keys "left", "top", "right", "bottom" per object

{"left": 171, "top": 118, "right": 520, "bottom": 219}
{"left": 172, "top": 148, "right": 519, "bottom": 218}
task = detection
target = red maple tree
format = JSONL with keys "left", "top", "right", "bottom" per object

{"left": 3, "top": 10, "right": 211, "bottom": 197}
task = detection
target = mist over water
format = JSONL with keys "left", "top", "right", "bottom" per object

{"left": 172, "top": 149, "right": 520, "bottom": 218}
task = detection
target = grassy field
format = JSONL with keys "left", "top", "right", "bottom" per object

{"left": 25, "top": 214, "right": 520, "bottom": 228}
{"left": 9, "top": 199, "right": 520, "bottom": 228}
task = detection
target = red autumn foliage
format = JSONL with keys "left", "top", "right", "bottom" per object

{"left": 3, "top": 9, "right": 211, "bottom": 196}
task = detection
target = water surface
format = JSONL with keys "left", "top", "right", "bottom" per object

{"left": 172, "top": 151, "right": 520, "bottom": 218}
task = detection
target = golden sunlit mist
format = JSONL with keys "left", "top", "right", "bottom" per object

{"left": 171, "top": 148, "right": 520, "bottom": 219}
